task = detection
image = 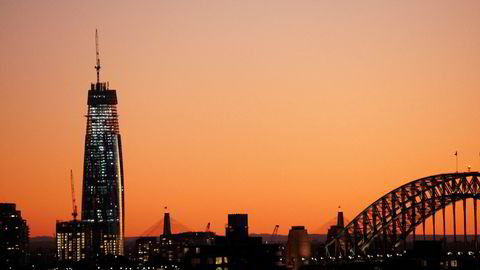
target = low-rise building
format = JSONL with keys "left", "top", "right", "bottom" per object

{"left": 56, "top": 220, "right": 93, "bottom": 261}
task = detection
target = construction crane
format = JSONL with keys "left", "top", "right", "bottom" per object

{"left": 206, "top": 222, "right": 211, "bottom": 232}
{"left": 269, "top": 225, "right": 279, "bottom": 243}
{"left": 70, "top": 169, "right": 78, "bottom": 220}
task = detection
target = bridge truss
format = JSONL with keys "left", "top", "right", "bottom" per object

{"left": 326, "top": 172, "right": 480, "bottom": 257}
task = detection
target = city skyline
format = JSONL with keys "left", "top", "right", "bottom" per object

{"left": 2, "top": 1, "right": 480, "bottom": 238}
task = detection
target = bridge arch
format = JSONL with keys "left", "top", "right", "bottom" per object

{"left": 326, "top": 172, "right": 480, "bottom": 257}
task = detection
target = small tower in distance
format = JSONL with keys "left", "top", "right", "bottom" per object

{"left": 326, "top": 206, "right": 346, "bottom": 256}
{"left": 326, "top": 207, "right": 345, "bottom": 242}
{"left": 336, "top": 206, "right": 344, "bottom": 228}
{"left": 163, "top": 207, "right": 172, "bottom": 236}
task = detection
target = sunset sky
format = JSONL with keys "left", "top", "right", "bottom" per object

{"left": 2, "top": 1, "right": 480, "bottom": 237}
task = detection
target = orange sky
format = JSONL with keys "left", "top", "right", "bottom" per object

{"left": 1, "top": 1, "right": 480, "bottom": 237}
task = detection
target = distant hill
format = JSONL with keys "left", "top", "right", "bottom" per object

{"left": 30, "top": 236, "right": 55, "bottom": 251}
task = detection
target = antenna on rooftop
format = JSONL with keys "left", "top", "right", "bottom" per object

{"left": 95, "top": 29, "right": 101, "bottom": 83}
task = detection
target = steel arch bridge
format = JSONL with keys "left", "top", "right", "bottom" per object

{"left": 325, "top": 172, "right": 480, "bottom": 257}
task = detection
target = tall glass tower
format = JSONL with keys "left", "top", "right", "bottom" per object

{"left": 81, "top": 30, "right": 125, "bottom": 256}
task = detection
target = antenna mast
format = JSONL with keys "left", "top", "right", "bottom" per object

{"left": 95, "top": 29, "right": 101, "bottom": 83}
{"left": 70, "top": 169, "right": 78, "bottom": 220}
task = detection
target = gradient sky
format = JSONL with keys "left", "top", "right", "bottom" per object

{"left": 1, "top": 1, "right": 480, "bottom": 237}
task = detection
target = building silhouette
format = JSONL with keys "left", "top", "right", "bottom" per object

{"left": 225, "top": 214, "right": 248, "bottom": 243}
{"left": 81, "top": 30, "right": 125, "bottom": 257}
{"left": 184, "top": 213, "right": 285, "bottom": 269}
{"left": 0, "top": 203, "right": 29, "bottom": 269}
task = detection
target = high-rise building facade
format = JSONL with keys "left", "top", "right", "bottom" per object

{"left": 81, "top": 30, "right": 125, "bottom": 256}
{"left": 0, "top": 203, "right": 29, "bottom": 268}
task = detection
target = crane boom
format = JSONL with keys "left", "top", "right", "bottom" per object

{"left": 269, "top": 225, "right": 279, "bottom": 243}
{"left": 70, "top": 169, "right": 78, "bottom": 220}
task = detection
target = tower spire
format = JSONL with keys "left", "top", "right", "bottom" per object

{"left": 95, "top": 29, "right": 101, "bottom": 83}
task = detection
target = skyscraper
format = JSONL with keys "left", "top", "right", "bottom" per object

{"left": 81, "top": 30, "right": 125, "bottom": 256}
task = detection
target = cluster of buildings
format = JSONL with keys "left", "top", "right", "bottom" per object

{"left": 6, "top": 198, "right": 480, "bottom": 270}
{"left": 0, "top": 201, "right": 320, "bottom": 270}
{"left": 133, "top": 212, "right": 286, "bottom": 269}
{"left": 53, "top": 206, "right": 332, "bottom": 269}
{"left": 0, "top": 36, "right": 323, "bottom": 269}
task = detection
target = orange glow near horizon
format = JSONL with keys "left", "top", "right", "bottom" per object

{"left": 2, "top": 1, "right": 480, "bottom": 237}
